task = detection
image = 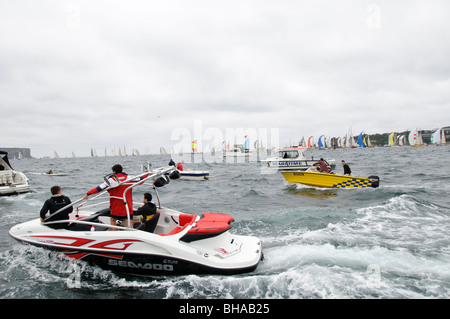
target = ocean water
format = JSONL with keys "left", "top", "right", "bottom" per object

{"left": 0, "top": 146, "right": 449, "bottom": 299}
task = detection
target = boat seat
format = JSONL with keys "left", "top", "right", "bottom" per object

{"left": 179, "top": 213, "right": 196, "bottom": 226}
{"left": 201, "top": 212, "right": 234, "bottom": 224}
{"left": 180, "top": 212, "right": 234, "bottom": 243}
{"left": 160, "top": 214, "right": 197, "bottom": 236}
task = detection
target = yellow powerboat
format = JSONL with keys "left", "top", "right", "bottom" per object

{"left": 281, "top": 169, "right": 380, "bottom": 189}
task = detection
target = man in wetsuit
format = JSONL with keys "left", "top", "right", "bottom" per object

{"left": 135, "top": 192, "right": 159, "bottom": 232}
{"left": 40, "top": 186, "right": 73, "bottom": 229}
{"left": 341, "top": 160, "right": 352, "bottom": 175}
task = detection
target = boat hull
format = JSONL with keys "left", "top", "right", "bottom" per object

{"left": 0, "top": 170, "right": 30, "bottom": 196}
{"left": 29, "top": 172, "right": 69, "bottom": 176}
{"left": 0, "top": 184, "right": 30, "bottom": 196}
{"left": 179, "top": 170, "right": 209, "bottom": 181}
{"left": 281, "top": 171, "right": 379, "bottom": 189}
{"left": 9, "top": 217, "right": 262, "bottom": 276}
{"left": 165, "top": 170, "right": 210, "bottom": 181}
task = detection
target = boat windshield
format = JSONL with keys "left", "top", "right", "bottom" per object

{"left": 277, "top": 150, "right": 299, "bottom": 159}
{"left": 0, "top": 151, "right": 12, "bottom": 170}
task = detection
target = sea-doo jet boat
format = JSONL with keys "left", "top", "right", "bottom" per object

{"left": 9, "top": 167, "right": 262, "bottom": 275}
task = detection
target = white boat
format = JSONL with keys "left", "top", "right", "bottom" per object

{"left": 179, "top": 170, "right": 210, "bottom": 181}
{"left": 9, "top": 167, "right": 262, "bottom": 275}
{"left": 29, "top": 172, "right": 69, "bottom": 176}
{"left": 260, "top": 146, "right": 336, "bottom": 171}
{"left": 223, "top": 144, "right": 251, "bottom": 157}
{"left": 0, "top": 151, "right": 30, "bottom": 196}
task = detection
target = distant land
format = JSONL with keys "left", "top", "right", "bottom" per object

{"left": 0, "top": 148, "right": 32, "bottom": 159}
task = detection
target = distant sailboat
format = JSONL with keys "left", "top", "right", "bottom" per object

{"left": 307, "top": 136, "right": 314, "bottom": 148}
{"left": 132, "top": 148, "right": 140, "bottom": 156}
{"left": 318, "top": 135, "right": 325, "bottom": 149}
{"left": 72, "top": 151, "right": 76, "bottom": 158}
{"left": 364, "top": 135, "right": 372, "bottom": 147}
{"left": 244, "top": 136, "right": 249, "bottom": 152}
{"left": 346, "top": 128, "right": 354, "bottom": 148}
{"left": 408, "top": 128, "right": 424, "bottom": 147}
{"left": 431, "top": 128, "right": 442, "bottom": 145}
{"left": 388, "top": 132, "right": 397, "bottom": 146}
{"left": 358, "top": 132, "right": 366, "bottom": 148}
{"left": 54, "top": 151, "right": 59, "bottom": 159}
{"left": 299, "top": 136, "right": 306, "bottom": 147}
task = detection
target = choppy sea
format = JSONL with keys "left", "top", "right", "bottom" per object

{"left": 1, "top": 146, "right": 449, "bottom": 300}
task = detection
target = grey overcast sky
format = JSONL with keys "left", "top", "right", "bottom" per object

{"left": 1, "top": 0, "right": 450, "bottom": 157}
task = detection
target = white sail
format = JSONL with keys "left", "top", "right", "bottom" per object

{"left": 132, "top": 148, "right": 140, "bottom": 156}
{"left": 299, "top": 136, "right": 305, "bottom": 147}
{"left": 408, "top": 128, "right": 423, "bottom": 146}
{"left": 431, "top": 128, "right": 441, "bottom": 144}
{"left": 346, "top": 128, "right": 353, "bottom": 148}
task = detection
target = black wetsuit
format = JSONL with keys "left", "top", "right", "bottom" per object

{"left": 343, "top": 164, "right": 351, "bottom": 175}
{"left": 40, "top": 195, "right": 73, "bottom": 229}
{"left": 134, "top": 201, "right": 159, "bottom": 232}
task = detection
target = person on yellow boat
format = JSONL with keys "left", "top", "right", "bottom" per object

{"left": 313, "top": 158, "right": 329, "bottom": 173}
{"left": 341, "top": 160, "right": 351, "bottom": 175}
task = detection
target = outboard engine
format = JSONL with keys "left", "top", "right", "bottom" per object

{"left": 368, "top": 175, "right": 380, "bottom": 188}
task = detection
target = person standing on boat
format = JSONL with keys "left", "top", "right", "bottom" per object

{"left": 341, "top": 160, "right": 351, "bottom": 175}
{"left": 40, "top": 186, "right": 73, "bottom": 229}
{"left": 313, "top": 158, "right": 329, "bottom": 173}
{"left": 83, "top": 164, "right": 145, "bottom": 229}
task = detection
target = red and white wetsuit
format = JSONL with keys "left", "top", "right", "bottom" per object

{"left": 87, "top": 172, "right": 144, "bottom": 219}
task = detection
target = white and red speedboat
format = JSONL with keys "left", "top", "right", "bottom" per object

{"left": 9, "top": 167, "right": 263, "bottom": 275}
